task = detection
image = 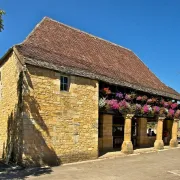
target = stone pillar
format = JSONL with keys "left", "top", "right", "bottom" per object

{"left": 102, "top": 114, "right": 113, "bottom": 150}
{"left": 170, "top": 119, "right": 179, "bottom": 147}
{"left": 121, "top": 114, "right": 134, "bottom": 154}
{"left": 154, "top": 117, "right": 165, "bottom": 150}
{"left": 137, "top": 117, "right": 149, "bottom": 147}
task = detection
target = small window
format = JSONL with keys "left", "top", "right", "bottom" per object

{"left": 60, "top": 76, "right": 69, "bottom": 91}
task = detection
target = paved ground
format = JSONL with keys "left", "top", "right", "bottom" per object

{"left": 1, "top": 147, "right": 180, "bottom": 180}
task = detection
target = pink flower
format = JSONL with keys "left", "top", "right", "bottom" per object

{"left": 171, "top": 103, "right": 178, "bottom": 109}
{"left": 125, "top": 94, "right": 131, "bottom": 101}
{"left": 119, "top": 100, "right": 129, "bottom": 108}
{"left": 136, "top": 96, "right": 142, "bottom": 101}
{"left": 147, "top": 99, "right": 152, "bottom": 104}
{"left": 169, "top": 109, "right": 175, "bottom": 115}
{"left": 136, "top": 104, "right": 142, "bottom": 110}
{"left": 135, "top": 104, "right": 142, "bottom": 113}
{"left": 143, "top": 105, "right": 149, "bottom": 114}
{"left": 167, "top": 109, "right": 175, "bottom": 118}
{"left": 163, "top": 102, "right": 169, "bottom": 108}
{"left": 106, "top": 99, "right": 119, "bottom": 110}
{"left": 160, "top": 99, "right": 165, "bottom": 105}
{"left": 153, "top": 106, "right": 160, "bottom": 113}
{"left": 112, "top": 103, "right": 120, "bottom": 109}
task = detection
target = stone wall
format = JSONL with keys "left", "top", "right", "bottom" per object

{"left": 137, "top": 118, "right": 149, "bottom": 147}
{"left": 137, "top": 118, "right": 157, "bottom": 147}
{"left": 99, "top": 114, "right": 113, "bottom": 151}
{"left": 22, "top": 65, "right": 99, "bottom": 166}
{"left": 0, "top": 52, "right": 23, "bottom": 163}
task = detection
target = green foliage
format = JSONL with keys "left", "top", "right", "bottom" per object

{"left": 0, "top": 10, "right": 5, "bottom": 32}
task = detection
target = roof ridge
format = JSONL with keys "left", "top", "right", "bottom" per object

{"left": 19, "top": 17, "right": 47, "bottom": 45}
{"left": 44, "top": 16, "right": 132, "bottom": 52}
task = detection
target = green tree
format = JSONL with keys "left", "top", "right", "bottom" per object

{"left": 0, "top": 10, "right": 5, "bottom": 32}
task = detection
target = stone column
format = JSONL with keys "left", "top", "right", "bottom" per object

{"left": 154, "top": 117, "right": 165, "bottom": 150}
{"left": 170, "top": 119, "right": 179, "bottom": 147}
{"left": 102, "top": 114, "right": 113, "bottom": 150}
{"left": 121, "top": 114, "right": 134, "bottom": 154}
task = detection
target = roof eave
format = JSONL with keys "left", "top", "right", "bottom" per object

{"left": 0, "top": 47, "right": 13, "bottom": 67}
{"left": 0, "top": 46, "right": 25, "bottom": 67}
{"left": 23, "top": 56, "right": 180, "bottom": 100}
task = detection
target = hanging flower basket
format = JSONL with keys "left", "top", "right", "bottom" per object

{"left": 99, "top": 88, "right": 180, "bottom": 118}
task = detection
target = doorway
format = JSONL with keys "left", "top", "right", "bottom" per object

{"left": 113, "top": 116, "right": 138, "bottom": 149}
{"left": 113, "top": 116, "right": 124, "bottom": 148}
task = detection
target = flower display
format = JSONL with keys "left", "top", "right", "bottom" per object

{"left": 116, "top": 92, "right": 123, "bottom": 99}
{"left": 159, "top": 107, "right": 167, "bottom": 117}
{"left": 151, "top": 97, "right": 157, "bottom": 103}
{"left": 167, "top": 109, "right": 175, "bottom": 118}
{"left": 147, "top": 99, "right": 153, "bottom": 104}
{"left": 99, "top": 97, "right": 106, "bottom": 108}
{"left": 136, "top": 104, "right": 142, "bottom": 110}
{"left": 171, "top": 103, "right": 178, "bottom": 109}
{"left": 136, "top": 96, "right": 142, "bottom": 101}
{"left": 130, "top": 92, "right": 136, "bottom": 99}
{"left": 163, "top": 102, "right": 169, "bottom": 108}
{"left": 119, "top": 100, "right": 130, "bottom": 108}
{"left": 103, "top": 87, "right": 111, "bottom": 94}
{"left": 153, "top": 106, "right": 160, "bottom": 114}
{"left": 135, "top": 104, "right": 142, "bottom": 114}
{"left": 142, "top": 95, "right": 148, "bottom": 101}
{"left": 168, "top": 101, "right": 172, "bottom": 106}
{"left": 119, "top": 100, "right": 131, "bottom": 113}
{"left": 125, "top": 94, "right": 131, "bottom": 101}
{"left": 143, "top": 104, "right": 149, "bottom": 114}
{"left": 99, "top": 87, "right": 180, "bottom": 118}
{"left": 142, "top": 104, "right": 152, "bottom": 114}
{"left": 160, "top": 99, "right": 165, "bottom": 105}
{"left": 106, "top": 99, "right": 119, "bottom": 110}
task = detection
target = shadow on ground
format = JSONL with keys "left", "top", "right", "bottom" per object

{"left": 0, "top": 161, "right": 52, "bottom": 180}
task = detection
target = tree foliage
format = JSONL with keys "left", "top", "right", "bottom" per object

{"left": 0, "top": 10, "right": 5, "bottom": 32}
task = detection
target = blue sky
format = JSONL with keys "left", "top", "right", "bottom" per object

{"left": 1, "top": 0, "right": 180, "bottom": 92}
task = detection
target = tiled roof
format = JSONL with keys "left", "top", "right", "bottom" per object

{"left": 15, "top": 17, "right": 180, "bottom": 99}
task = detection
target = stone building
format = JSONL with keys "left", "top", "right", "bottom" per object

{"left": 0, "top": 17, "right": 180, "bottom": 166}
